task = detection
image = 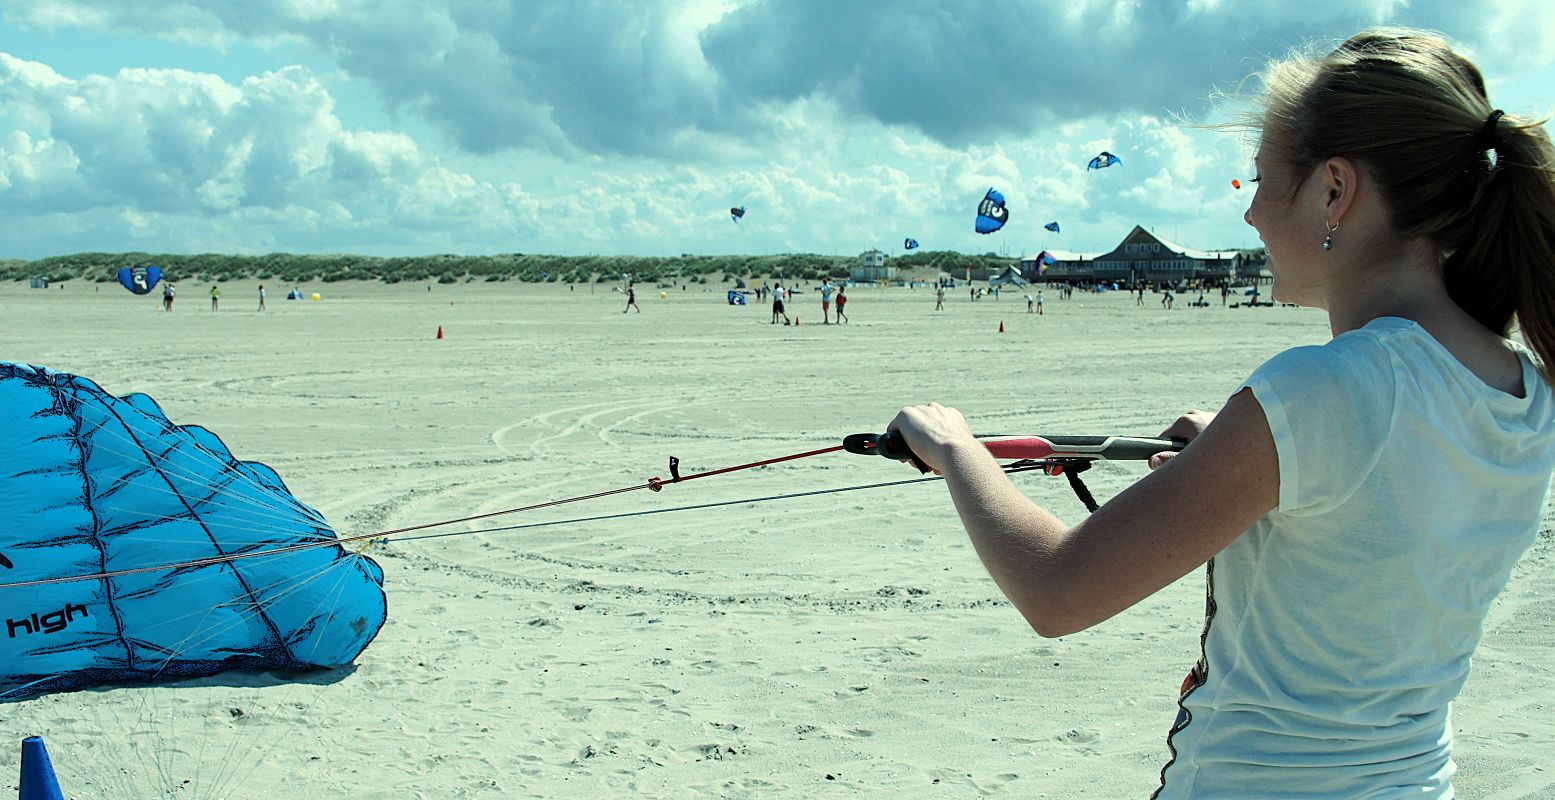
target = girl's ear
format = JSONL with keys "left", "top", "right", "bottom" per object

{"left": 1322, "top": 156, "right": 1359, "bottom": 225}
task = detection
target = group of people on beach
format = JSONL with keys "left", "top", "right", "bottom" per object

{"left": 158, "top": 281, "right": 274, "bottom": 312}
{"left": 766, "top": 281, "right": 846, "bottom": 324}
{"left": 889, "top": 28, "right": 1555, "bottom": 798}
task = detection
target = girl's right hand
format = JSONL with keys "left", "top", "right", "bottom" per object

{"left": 1148, "top": 410, "right": 1216, "bottom": 469}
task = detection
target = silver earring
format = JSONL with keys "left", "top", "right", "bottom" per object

{"left": 1322, "top": 220, "right": 1338, "bottom": 251}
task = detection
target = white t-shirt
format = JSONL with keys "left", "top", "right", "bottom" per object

{"left": 1156, "top": 318, "right": 1555, "bottom": 799}
{"left": 821, "top": 284, "right": 834, "bottom": 302}
{"left": 774, "top": 287, "right": 786, "bottom": 302}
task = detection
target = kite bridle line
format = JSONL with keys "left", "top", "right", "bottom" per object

{"left": 0, "top": 433, "right": 1183, "bottom": 590}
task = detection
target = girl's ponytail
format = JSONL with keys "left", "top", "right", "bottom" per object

{"left": 1446, "top": 116, "right": 1555, "bottom": 375}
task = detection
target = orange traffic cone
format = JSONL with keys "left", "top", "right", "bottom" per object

{"left": 795, "top": 316, "right": 800, "bottom": 326}
{"left": 436, "top": 325, "right": 444, "bottom": 339}
{"left": 999, "top": 321, "right": 1005, "bottom": 333}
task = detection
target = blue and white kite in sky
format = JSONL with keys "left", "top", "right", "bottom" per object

{"left": 904, "top": 237, "right": 919, "bottom": 250}
{"left": 974, "top": 188, "right": 1009, "bottom": 234}
{"left": 1087, "top": 151, "right": 1123, "bottom": 171}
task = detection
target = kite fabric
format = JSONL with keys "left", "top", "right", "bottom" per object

{"left": 116, "top": 265, "right": 164, "bottom": 295}
{"left": 1044, "top": 221, "right": 1061, "bottom": 234}
{"left": 1087, "top": 151, "right": 1123, "bottom": 171}
{"left": 0, "top": 362, "right": 387, "bottom": 702}
{"left": 974, "top": 188, "right": 1009, "bottom": 234}
{"left": 729, "top": 205, "right": 746, "bottom": 223}
{"left": 904, "top": 238, "right": 920, "bottom": 250}
{"left": 987, "top": 265, "right": 1029, "bottom": 289}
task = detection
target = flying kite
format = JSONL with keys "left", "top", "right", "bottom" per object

{"left": 730, "top": 205, "right": 746, "bottom": 223}
{"left": 1044, "top": 221, "right": 1061, "bottom": 234}
{"left": 1087, "top": 151, "right": 1123, "bottom": 171}
{"left": 974, "top": 188, "right": 1009, "bottom": 234}
{"left": 116, "top": 264, "right": 164, "bottom": 295}
{"left": 904, "top": 238, "right": 920, "bottom": 250}
{"left": 0, "top": 362, "right": 387, "bottom": 701}
{"left": 1231, "top": 179, "right": 1242, "bottom": 190}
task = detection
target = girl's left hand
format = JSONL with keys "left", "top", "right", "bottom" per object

{"left": 887, "top": 402, "right": 978, "bottom": 474}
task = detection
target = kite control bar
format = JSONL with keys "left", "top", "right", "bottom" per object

{"left": 842, "top": 432, "right": 1187, "bottom": 511}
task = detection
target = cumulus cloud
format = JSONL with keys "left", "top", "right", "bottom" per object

{"left": 9, "top": 0, "right": 1545, "bottom": 155}
{"left": 0, "top": 1, "right": 1550, "bottom": 257}
{"left": 0, "top": 52, "right": 541, "bottom": 252}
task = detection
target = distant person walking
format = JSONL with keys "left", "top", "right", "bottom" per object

{"left": 258, "top": 284, "right": 267, "bottom": 312}
{"left": 771, "top": 284, "right": 790, "bottom": 325}
{"left": 1221, "top": 285, "right": 1230, "bottom": 306}
{"left": 835, "top": 286, "right": 848, "bottom": 323}
{"left": 1162, "top": 288, "right": 1175, "bottom": 310}
{"left": 1137, "top": 285, "right": 1146, "bottom": 306}
{"left": 624, "top": 283, "right": 640, "bottom": 313}
{"left": 1037, "top": 289, "right": 1045, "bottom": 315}
{"left": 1025, "top": 293, "right": 1035, "bottom": 313}
{"left": 820, "top": 280, "right": 835, "bottom": 324}
{"left": 935, "top": 284, "right": 945, "bottom": 311}
{"left": 210, "top": 285, "right": 220, "bottom": 312}
{"left": 162, "top": 281, "right": 175, "bottom": 312}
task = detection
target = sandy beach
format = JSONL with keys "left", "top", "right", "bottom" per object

{"left": 3, "top": 278, "right": 1551, "bottom": 799}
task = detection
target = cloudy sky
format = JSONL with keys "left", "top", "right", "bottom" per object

{"left": 1, "top": 1, "right": 1552, "bottom": 260}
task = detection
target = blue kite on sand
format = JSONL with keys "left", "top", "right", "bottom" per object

{"left": 0, "top": 362, "right": 386, "bottom": 702}
{"left": 116, "top": 265, "right": 163, "bottom": 295}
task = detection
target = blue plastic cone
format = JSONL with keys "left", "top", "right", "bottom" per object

{"left": 20, "top": 736, "right": 65, "bottom": 800}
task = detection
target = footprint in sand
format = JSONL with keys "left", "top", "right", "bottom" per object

{"left": 1056, "top": 727, "right": 1103, "bottom": 754}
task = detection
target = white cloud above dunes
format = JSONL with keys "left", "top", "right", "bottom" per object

{"left": 9, "top": 0, "right": 1548, "bottom": 157}
{"left": 0, "top": 1, "right": 1551, "bottom": 258}
{"left": 0, "top": 52, "right": 542, "bottom": 251}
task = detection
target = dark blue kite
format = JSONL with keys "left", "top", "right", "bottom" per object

{"left": 1087, "top": 151, "right": 1122, "bottom": 171}
{"left": 730, "top": 205, "right": 746, "bottom": 223}
{"left": 0, "top": 362, "right": 387, "bottom": 702}
{"left": 974, "top": 188, "right": 1009, "bottom": 234}
{"left": 1044, "top": 221, "right": 1061, "bottom": 234}
{"left": 116, "top": 265, "right": 164, "bottom": 295}
{"left": 904, "top": 238, "right": 920, "bottom": 250}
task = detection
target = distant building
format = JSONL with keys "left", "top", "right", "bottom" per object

{"left": 1021, "top": 225, "right": 1245, "bottom": 285}
{"left": 851, "top": 249, "right": 895, "bottom": 282}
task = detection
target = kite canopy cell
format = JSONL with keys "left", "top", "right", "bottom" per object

{"left": 0, "top": 362, "right": 387, "bottom": 702}
{"left": 974, "top": 188, "right": 1009, "bottom": 234}
{"left": 1087, "top": 151, "right": 1122, "bottom": 171}
{"left": 904, "top": 238, "right": 920, "bottom": 250}
{"left": 730, "top": 205, "right": 746, "bottom": 223}
{"left": 1044, "top": 221, "right": 1061, "bottom": 234}
{"left": 117, "top": 265, "right": 164, "bottom": 295}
